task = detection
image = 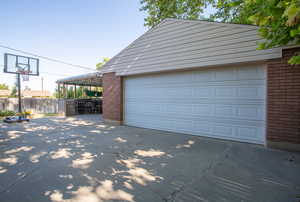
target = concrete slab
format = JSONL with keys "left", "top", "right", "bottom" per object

{"left": 0, "top": 115, "right": 299, "bottom": 202}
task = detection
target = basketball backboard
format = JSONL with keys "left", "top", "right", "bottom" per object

{"left": 4, "top": 53, "right": 39, "bottom": 76}
{"left": 3, "top": 53, "right": 40, "bottom": 115}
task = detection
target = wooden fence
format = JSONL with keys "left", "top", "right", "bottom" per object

{"left": 0, "top": 98, "right": 101, "bottom": 116}
{"left": 0, "top": 98, "right": 65, "bottom": 114}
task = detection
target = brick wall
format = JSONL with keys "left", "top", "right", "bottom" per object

{"left": 102, "top": 72, "right": 123, "bottom": 124}
{"left": 267, "top": 47, "right": 300, "bottom": 151}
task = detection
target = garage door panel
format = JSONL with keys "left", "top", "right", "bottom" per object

{"left": 125, "top": 111, "right": 264, "bottom": 126}
{"left": 236, "top": 127, "right": 263, "bottom": 140}
{"left": 193, "top": 104, "right": 214, "bottom": 115}
{"left": 237, "top": 86, "right": 265, "bottom": 98}
{"left": 192, "top": 71, "right": 215, "bottom": 82}
{"left": 194, "top": 87, "right": 212, "bottom": 97}
{"left": 127, "top": 85, "right": 265, "bottom": 100}
{"left": 126, "top": 97, "right": 265, "bottom": 104}
{"left": 126, "top": 113, "right": 265, "bottom": 144}
{"left": 124, "top": 65, "right": 266, "bottom": 144}
{"left": 127, "top": 79, "right": 265, "bottom": 89}
{"left": 237, "top": 65, "right": 266, "bottom": 79}
{"left": 237, "top": 106, "right": 265, "bottom": 120}
{"left": 126, "top": 101, "right": 265, "bottom": 121}
{"left": 215, "top": 68, "right": 238, "bottom": 80}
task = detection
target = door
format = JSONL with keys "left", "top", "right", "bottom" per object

{"left": 124, "top": 65, "right": 266, "bottom": 144}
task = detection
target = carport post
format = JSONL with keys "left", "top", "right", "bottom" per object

{"left": 66, "top": 85, "right": 69, "bottom": 98}
{"left": 63, "top": 84, "right": 66, "bottom": 98}
{"left": 61, "top": 83, "right": 65, "bottom": 98}
{"left": 58, "top": 84, "right": 61, "bottom": 99}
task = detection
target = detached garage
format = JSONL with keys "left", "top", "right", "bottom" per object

{"left": 101, "top": 19, "right": 300, "bottom": 151}
{"left": 124, "top": 65, "right": 266, "bottom": 144}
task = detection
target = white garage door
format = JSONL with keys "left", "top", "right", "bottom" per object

{"left": 124, "top": 65, "right": 266, "bottom": 144}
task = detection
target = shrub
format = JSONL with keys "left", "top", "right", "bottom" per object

{"left": 16, "top": 111, "right": 32, "bottom": 117}
{"left": 23, "top": 111, "right": 32, "bottom": 116}
{"left": 0, "top": 110, "right": 16, "bottom": 117}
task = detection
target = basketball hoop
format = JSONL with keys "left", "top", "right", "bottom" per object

{"left": 21, "top": 72, "right": 29, "bottom": 81}
{"left": 3, "top": 53, "right": 39, "bottom": 117}
{"left": 18, "top": 69, "right": 31, "bottom": 81}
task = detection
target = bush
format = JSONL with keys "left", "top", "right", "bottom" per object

{"left": 16, "top": 111, "right": 32, "bottom": 117}
{"left": 23, "top": 111, "right": 32, "bottom": 116}
{"left": 0, "top": 110, "right": 33, "bottom": 117}
{"left": 0, "top": 110, "right": 16, "bottom": 117}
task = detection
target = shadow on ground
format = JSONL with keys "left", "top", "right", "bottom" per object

{"left": 0, "top": 115, "right": 299, "bottom": 202}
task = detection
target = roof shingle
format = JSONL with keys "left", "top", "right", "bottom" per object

{"left": 101, "top": 18, "right": 281, "bottom": 76}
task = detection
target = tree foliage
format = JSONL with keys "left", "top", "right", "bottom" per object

{"left": 140, "top": 0, "right": 300, "bottom": 64}
{"left": 0, "top": 83, "right": 9, "bottom": 90}
{"left": 246, "top": 0, "right": 300, "bottom": 64}
{"left": 54, "top": 85, "right": 100, "bottom": 99}
{"left": 55, "top": 86, "right": 78, "bottom": 99}
{"left": 211, "top": 0, "right": 253, "bottom": 24}
{"left": 140, "top": 0, "right": 213, "bottom": 27}
{"left": 96, "top": 57, "right": 110, "bottom": 70}
{"left": 10, "top": 86, "right": 17, "bottom": 97}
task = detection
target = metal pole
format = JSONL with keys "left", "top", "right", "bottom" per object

{"left": 41, "top": 77, "right": 44, "bottom": 93}
{"left": 17, "top": 73, "right": 22, "bottom": 114}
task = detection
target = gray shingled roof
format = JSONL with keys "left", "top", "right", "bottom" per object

{"left": 101, "top": 18, "right": 282, "bottom": 76}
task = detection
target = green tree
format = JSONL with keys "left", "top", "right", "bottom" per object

{"left": 10, "top": 86, "right": 17, "bottom": 97}
{"left": 54, "top": 86, "right": 60, "bottom": 98}
{"left": 74, "top": 86, "right": 84, "bottom": 98}
{"left": 140, "top": 0, "right": 300, "bottom": 64}
{"left": 54, "top": 85, "right": 86, "bottom": 99}
{"left": 210, "top": 0, "right": 253, "bottom": 24}
{"left": 247, "top": 0, "right": 300, "bottom": 64}
{"left": 67, "top": 86, "right": 73, "bottom": 99}
{"left": 0, "top": 83, "right": 9, "bottom": 90}
{"left": 96, "top": 57, "right": 110, "bottom": 70}
{"left": 212, "top": 0, "right": 300, "bottom": 64}
{"left": 140, "top": 0, "right": 213, "bottom": 27}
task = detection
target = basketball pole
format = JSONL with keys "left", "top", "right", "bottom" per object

{"left": 3, "top": 53, "right": 39, "bottom": 123}
{"left": 17, "top": 73, "right": 22, "bottom": 114}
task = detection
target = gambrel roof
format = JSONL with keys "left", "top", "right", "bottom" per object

{"left": 101, "top": 18, "right": 282, "bottom": 76}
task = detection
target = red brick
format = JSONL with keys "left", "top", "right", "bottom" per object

{"left": 102, "top": 72, "right": 123, "bottom": 123}
{"left": 267, "top": 47, "right": 300, "bottom": 145}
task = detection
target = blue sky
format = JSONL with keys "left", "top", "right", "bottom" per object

{"left": 0, "top": 0, "right": 214, "bottom": 93}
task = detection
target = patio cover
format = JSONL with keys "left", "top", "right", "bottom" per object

{"left": 56, "top": 72, "right": 102, "bottom": 87}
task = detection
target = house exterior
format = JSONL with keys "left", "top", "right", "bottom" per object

{"left": 100, "top": 18, "right": 300, "bottom": 151}
{"left": 22, "top": 90, "right": 52, "bottom": 98}
{"left": 0, "top": 90, "right": 10, "bottom": 97}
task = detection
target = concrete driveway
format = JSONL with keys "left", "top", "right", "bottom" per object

{"left": 0, "top": 115, "right": 299, "bottom": 202}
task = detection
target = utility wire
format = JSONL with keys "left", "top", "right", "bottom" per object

{"left": 39, "top": 71, "right": 70, "bottom": 77}
{"left": 0, "top": 43, "right": 95, "bottom": 71}
{"left": 0, "top": 64, "right": 71, "bottom": 77}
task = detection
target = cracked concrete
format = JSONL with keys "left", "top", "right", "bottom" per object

{"left": 0, "top": 115, "right": 300, "bottom": 202}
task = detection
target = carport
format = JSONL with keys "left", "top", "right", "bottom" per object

{"left": 56, "top": 72, "right": 103, "bottom": 116}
